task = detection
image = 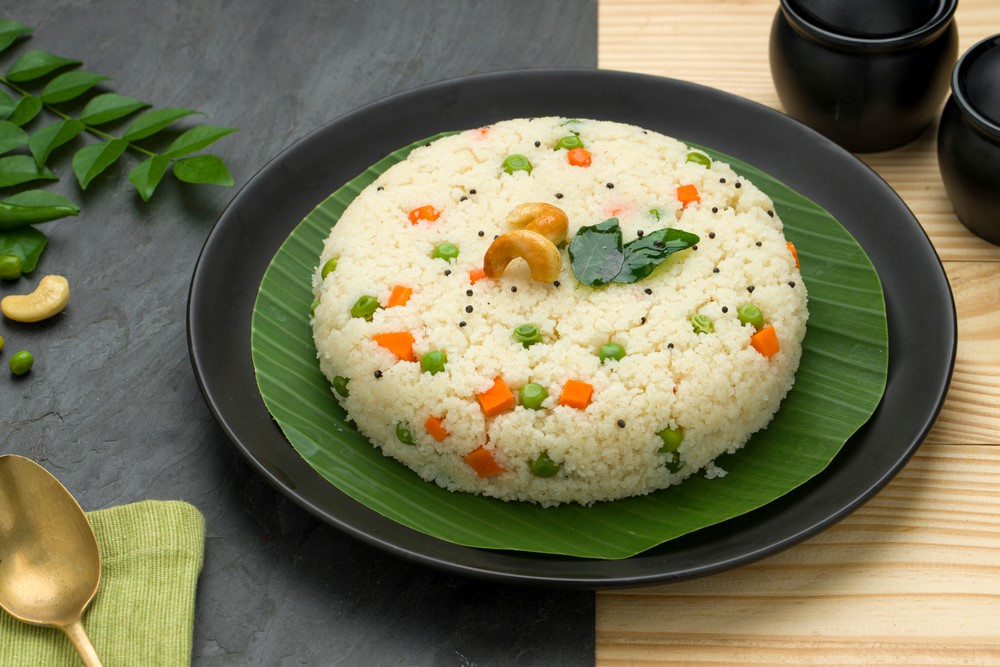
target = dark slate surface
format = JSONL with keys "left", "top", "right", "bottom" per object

{"left": 0, "top": 2, "right": 597, "bottom": 664}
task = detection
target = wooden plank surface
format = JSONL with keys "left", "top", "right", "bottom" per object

{"left": 597, "top": 1, "right": 1000, "bottom": 664}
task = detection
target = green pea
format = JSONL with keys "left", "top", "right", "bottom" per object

{"left": 513, "top": 323, "right": 542, "bottom": 348}
{"left": 690, "top": 314, "right": 714, "bottom": 334}
{"left": 686, "top": 151, "right": 711, "bottom": 167}
{"left": 737, "top": 303, "right": 765, "bottom": 330}
{"left": 9, "top": 350, "right": 33, "bottom": 376}
{"left": 519, "top": 383, "right": 548, "bottom": 410}
{"left": 350, "top": 295, "right": 380, "bottom": 321}
{"left": 432, "top": 242, "right": 459, "bottom": 262}
{"left": 555, "top": 134, "right": 584, "bottom": 150}
{"left": 0, "top": 254, "right": 21, "bottom": 280}
{"left": 310, "top": 299, "right": 320, "bottom": 316}
{"left": 657, "top": 427, "right": 684, "bottom": 454}
{"left": 599, "top": 342, "right": 626, "bottom": 363}
{"left": 421, "top": 350, "right": 447, "bottom": 375}
{"left": 320, "top": 257, "right": 338, "bottom": 279}
{"left": 0, "top": 335, "right": 5, "bottom": 352}
{"left": 332, "top": 375, "right": 350, "bottom": 398}
{"left": 529, "top": 451, "right": 560, "bottom": 478}
{"left": 395, "top": 422, "right": 415, "bottom": 445}
{"left": 502, "top": 154, "right": 532, "bottom": 175}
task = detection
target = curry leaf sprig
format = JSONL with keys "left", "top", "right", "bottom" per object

{"left": 568, "top": 217, "right": 700, "bottom": 287}
{"left": 0, "top": 19, "right": 238, "bottom": 278}
{"left": 0, "top": 19, "right": 237, "bottom": 210}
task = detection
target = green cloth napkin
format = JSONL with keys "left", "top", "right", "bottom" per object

{"left": 0, "top": 500, "right": 205, "bottom": 667}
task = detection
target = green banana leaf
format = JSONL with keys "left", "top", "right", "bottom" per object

{"left": 250, "top": 133, "right": 887, "bottom": 560}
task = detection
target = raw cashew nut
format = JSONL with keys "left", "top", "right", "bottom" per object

{"left": 483, "top": 229, "right": 561, "bottom": 282}
{"left": 1, "top": 274, "right": 70, "bottom": 323}
{"left": 506, "top": 202, "right": 568, "bottom": 245}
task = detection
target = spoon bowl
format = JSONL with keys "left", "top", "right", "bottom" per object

{"left": 0, "top": 455, "right": 103, "bottom": 666}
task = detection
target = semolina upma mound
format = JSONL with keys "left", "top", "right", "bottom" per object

{"left": 310, "top": 117, "right": 808, "bottom": 506}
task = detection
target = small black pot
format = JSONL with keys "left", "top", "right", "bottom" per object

{"left": 938, "top": 34, "right": 1000, "bottom": 246}
{"left": 770, "top": 0, "right": 958, "bottom": 153}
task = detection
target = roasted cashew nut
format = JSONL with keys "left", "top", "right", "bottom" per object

{"left": 1, "top": 274, "right": 70, "bottom": 323}
{"left": 483, "top": 229, "right": 561, "bottom": 282}
{"left": 506, "top": 202, "right": 568, "bottom": 245}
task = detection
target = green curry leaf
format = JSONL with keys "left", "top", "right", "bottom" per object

{"left": 568, "top": 218, "right": 623, "bottom": 286}
{"left": 5, "top": 49, "right": 80, "bottom": 82}
{"left": 0, "top": 19, "right": 31, "bottom": 53}
{"left": 569, "top": 218, "right": 699, "bottom": 286}
{"left": 616, "top": 227, "right": 700, "bottom": 283}
{"left": 0, "top": 225, "right": 47, "bottom": 272}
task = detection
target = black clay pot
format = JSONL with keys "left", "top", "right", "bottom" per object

{"left": 770, "top": 0, "right": 958, "bottom": 153}
{"left": 938, "top": 34, "right": 1000, "bottom": 246}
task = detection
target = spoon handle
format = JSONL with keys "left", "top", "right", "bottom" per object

{"left": 61, "top": 620, "right": 104, "bottom": 667}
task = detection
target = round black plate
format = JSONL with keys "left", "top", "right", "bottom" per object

{"left": 187, "top": 69, "right": 955, "bottom": 588}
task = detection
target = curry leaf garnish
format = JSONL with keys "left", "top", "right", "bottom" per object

{"left": 568, "top": 218, "right": 624, "bottom": 286}
{"left": 617, "top": 227, "right": 701, "bottom": 283}
{"left": 569, "top": 217, "right": 699, "bottom": 286}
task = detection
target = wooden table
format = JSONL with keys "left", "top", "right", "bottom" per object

{"left": 597, "top": 1, "right": 1000, "bottom": 664}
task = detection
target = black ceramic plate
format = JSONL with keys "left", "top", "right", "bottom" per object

{"left": 187, "top": 69, "right": 955, "bottom": 588}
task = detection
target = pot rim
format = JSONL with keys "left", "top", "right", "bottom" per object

{"left": 778, "top": 0, "right": 957, "bottom": 53}
{"left": 951, "top": 34, "right": 1000, "bottom": 141}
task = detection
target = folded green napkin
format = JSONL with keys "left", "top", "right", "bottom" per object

{"left": 0, "top": 500, "right": 205, "bottom": 667}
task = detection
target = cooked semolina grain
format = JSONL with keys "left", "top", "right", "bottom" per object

{"left": 311, "top": 117, "right": 807, "bottom": 506}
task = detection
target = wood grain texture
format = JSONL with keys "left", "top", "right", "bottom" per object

{"left": 598, "top": 1, "right": 1000, "bottom": 664}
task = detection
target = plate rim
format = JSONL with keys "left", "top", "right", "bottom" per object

{"left": 187, "top": 67, "right": 956, "bottom": 588}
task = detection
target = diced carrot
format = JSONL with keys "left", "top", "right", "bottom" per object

{"left": 477, "top": 377, "right": 515, "bottom": 417}
{"left": 478, "top": 126, "right": 490, "bottom": 136}
{"left": 425, "top": 415, "right": 449, "bottom": 442}
{"left": 567, "top": 147, "right": 592, "bottom": 167}
{"left": 372, "top": 331, "right": 416, "bottom": 362}
{"left": 676, "top": 184, "right": 700, "bottom": 207}
{"left": 385, "top": 285, "right": 412, "bottom": 308}
{"left": 408, "top": 205, "right": 440, "bottom": 225}
{"left": 464, "top": 444, "right": 504, "bottom": 478}
{"left": 787, "top": 241, "right": 800, "bottom": 269}
{"left": 558, "top": 379, "right": 594, "bottom": 409}
{"left": 469, "top": 267, "right": 488, "bottom": 284}
{"left": 751, "top": 325, "right": 780, "bottom": 358}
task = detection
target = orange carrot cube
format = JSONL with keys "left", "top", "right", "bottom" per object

{"left": 372, "top": 331, "right": 416, "bottom": 362}
{"left": 424, "top": 415, "right": 449, "bottom": 442}
{"left": 676, "top": 184, "right": 700, "bottom": 207}
{"left": 751, "top": 325, "right": 780, "bottom": 358}
{"left": 558, "top": 379, "right": 594, "bottom": 409}
{"left": 408, "top": 205, "right": 440, "bottom": 225}
{"left": 464, "top": 444, "right": 504, "bottom": 478}
{"left": 477, "top": 377, "right": 515, "bottom": 417}
{"left": 385, "top": 285, "right": 412, "bottom": 308}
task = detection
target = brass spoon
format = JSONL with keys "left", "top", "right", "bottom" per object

{"left": 0, "top": 455, "right": 103, "bottom": 666}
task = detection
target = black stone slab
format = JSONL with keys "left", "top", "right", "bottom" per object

{"left": 0, "top": 2, "right": 597, "bottom": 664}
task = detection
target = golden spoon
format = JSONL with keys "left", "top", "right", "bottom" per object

{"left": 0, "top": 455, "right": 103, "bottom": 666}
